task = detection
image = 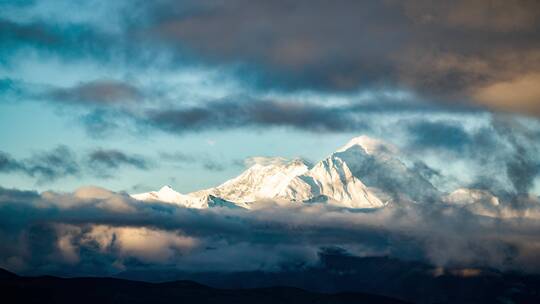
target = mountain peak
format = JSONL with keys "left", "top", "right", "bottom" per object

{"left": 336, "top": 135, "right": 392, "bottom": 154}
{"left": 159, "top": 185, "right": 175, "bottom": 193}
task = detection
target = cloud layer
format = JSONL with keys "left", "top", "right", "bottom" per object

{"left": 135, "top": 0, "right": 540, "bottom": 113}
{"left": 2, "top": 0, "right": 540, "bottom": 116}
{"left": 1, "top": 185, "right": 540, "bottom": 277}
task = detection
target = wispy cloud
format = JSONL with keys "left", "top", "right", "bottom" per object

{"left": 0, "top": 146, "right": 80, "bottom": 183}
{"left": 87, "top": 149, "right": 151, "bottom": 178}
{"left": 0, "top": 146, "right": 152, "bottom": 183}
{"left": 402, "top": 116, "right": 540, "bottom": 196}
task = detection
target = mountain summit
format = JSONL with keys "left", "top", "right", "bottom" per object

{"left": 131, "top": 184, "right": 237, "bottom": 209}
{"left": 336, "top": 135, "right": 396, "bottom": 155}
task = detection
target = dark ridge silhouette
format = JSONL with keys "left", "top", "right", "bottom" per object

{"left": 0, "top": 268, "right": 407, "bottom": 304}
{"left": 117, "top": 256, "right": 540, "bottom": 304}
{"left": 0, "top": 268, "right": 18, "bottom": 279}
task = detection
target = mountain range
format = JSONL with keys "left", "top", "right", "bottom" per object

{"left": 132, "top": 135, "right": 499, "bottom": 210}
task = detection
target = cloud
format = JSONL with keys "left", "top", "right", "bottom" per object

{"left": 0, "top": 151, "right": 23, "bottom": 172}
{"left": 243, "top": 156, "right": 291, "bottom": 167}
{"left": 1, "top": 186, "right": 540, "bottom": 277}
{"left": 3, "top": 1, "right": 540, "bottom": 117}
{"left": 402, "top": 116, "right": 540, "bottom": 196}
{"left": 79, "top": 225, "right": 197, "bottom": 264}
{"left": 87, "top": 149, "right": 150, "bottom": 177}
{"left": 0, "top": 18, "right": 59, "bottom": 49}
{"left": 473, "top": 73, "right": 540, "bottom": 116}
{"left": 133, "top": 0, "right": 540, "bottom": 114}
{"left": 399, "top": 0, "right": 540, "bottom": 32}
{"left": 48, "top": 80, "right": 142, "bottom": 105}
{"left": 160, "top": 154, "right": 308, "bottom": 173}
{"left": 0, "top": 147, "right": 152, "bottom": 183}
{"left": 69, "top": 93, "right": 479, "bottom": 137}
{"left": 0, "top": 146, "right": 80, "bottom": 183}
{"left": 406, "top": 120, "right": 474, "bottom": 153}
{"left": 0, "top": 18, "right": 114, "bottom": 63}
{"left": 491, "top": 117, "right": 540, "bottom": 195}
{"left": 24, "top": 146, "right": 80, "bottom": 182}
{"left": 145, "top": 99, "right": 370, "bottom": 134}
{"left": 79, "top": 109, "right": 122, "bottom": 138}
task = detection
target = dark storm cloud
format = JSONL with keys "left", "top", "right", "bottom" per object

{"left": 49, "top": 80, "right": 143, "bottom": 105}
{"left": 140, "top": 0, "right": 406, "bottom": 91}
{"left": 133, "top": 0, "right": 540, "bottom": 114}
{"left": 1, "top": 186, "right": 540, "bottom": 277}
{"left": 0, "top": 147, "right": 152, "bottom": 183}
{"left": 3, "top": 1, "right": 540, "bottom": 116}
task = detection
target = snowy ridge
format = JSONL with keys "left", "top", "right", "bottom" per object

{"left": 278, "top": 156, "right": 385, "bottom": 208}
{"left": 131, "top": 185, "right": 238, "bottom": 209}
{"left": 198, "top": 158, "right": 310, "bottom": 205}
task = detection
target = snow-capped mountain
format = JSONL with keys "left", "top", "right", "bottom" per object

{"left": 331, "top": 136, "right": 440, "bottom": 203}
{"left": 131, "top": 185, "right": 239, "bottom": 209}
{"left": 277, "top": 155, "right": 385, "bottom": 208}
{"left": 132, "top": 135, "right": 499, "bottom": 210}
{"left": 272, "top": 135, "right": 438, "bottom": 207}
{"left": 192, "top": 158, "right": 310, "bottom": 206}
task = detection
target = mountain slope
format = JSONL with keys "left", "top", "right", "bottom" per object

{"left": 278, "top": 156, "right": 385, "bottom": 208}
{"left": 196, "top": 159, "right": 310, "bottom": 206}
{"left": 331, "top": 136, "right": 440, "bottom": 203}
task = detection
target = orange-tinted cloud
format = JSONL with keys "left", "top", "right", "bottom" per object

{"left": 474, "top": 73, "right": 540, "bottom": 116}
